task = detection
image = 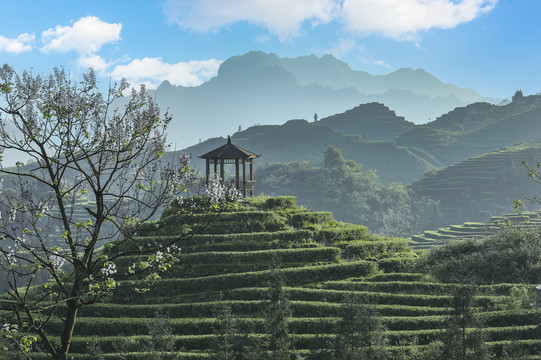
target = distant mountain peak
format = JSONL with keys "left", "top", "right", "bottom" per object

{"left": 217, "top": 51, "right": 282, "bottom": 77}
{"left": 150, "top": 51, "right": 484, "bottom": 147}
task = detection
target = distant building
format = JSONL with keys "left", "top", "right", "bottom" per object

{"left": 199, "top": 136, "right": 260, "bottom": 197}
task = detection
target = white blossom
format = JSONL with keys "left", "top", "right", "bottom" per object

{"left": 101, "top": 262, "right": 117, "bottom": 277}
{"left": 15, "top": 235, "right": 25, "bottom": 247}
{"left": 2, "top": 323, "right": 11, "bottom": 332}
{"left": 48, "top": 250, "right": 65, "bottom": 269}
{"left": 38, "top": 201, "right": 50, "bottom": 213}
{"left": 8, "top": 208, "right": 16, "bottom": 222}
{"left": 205, "top": 175, "right": 240, "bottom": 203}
{"left": 6, "top": 245, "right": 16, "bottom": 265}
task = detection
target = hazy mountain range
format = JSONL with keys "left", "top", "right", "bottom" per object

{"left": 155, "top": 51, "right": 486, "bottom": 149}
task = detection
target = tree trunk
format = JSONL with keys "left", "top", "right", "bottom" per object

{"left": 57, "top": 298, "right": 79, "bottom": 360}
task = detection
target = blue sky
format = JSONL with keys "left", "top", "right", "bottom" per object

{"left": 0, "top": 0, "right": 539, "bottom": 98}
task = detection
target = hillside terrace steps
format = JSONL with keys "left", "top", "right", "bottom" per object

{"left": 410, "top": 210, "right": 541, "bottom": 250}
{"left": 15, "top": 196, "right": 541, "bottom": 358}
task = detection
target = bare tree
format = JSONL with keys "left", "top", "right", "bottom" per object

{"left": 0, "top": 65, "right": 230, "bottom": 359}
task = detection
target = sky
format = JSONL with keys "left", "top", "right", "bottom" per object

{"left": 0, "top": 0, "right": 540, "bottom": 99}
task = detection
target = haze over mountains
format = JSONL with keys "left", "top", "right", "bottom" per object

{"left": 155, "top": 51, "right": 485, "bottom": 148}
{"left": 181, "top": 93, "right": 541, "bottom": 229}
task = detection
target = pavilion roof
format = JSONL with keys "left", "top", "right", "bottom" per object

{"left": 199, "top": 136, "right": 260, "bottom": 159}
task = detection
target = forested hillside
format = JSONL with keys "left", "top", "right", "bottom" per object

{"left": 182, "top": 117, "right": 439, "bottom": 185}
{"left": 177, "top": 93, "right": 541, "bottom": 231}
{"left": 256, "top": 146, "right": 442, "bottom": 235}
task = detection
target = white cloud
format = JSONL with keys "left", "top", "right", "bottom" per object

{"left": 107, "top": 57, "right": 222, "bottom": 88}
{"left": 77, "top": 54, "right": 112, "bottom": 72}
{"left": 164, "top": 0, "right": 497, "bottom": 42}
{"left": 163, "top": 0, "right": 338, "bottom": 40}
{"left": 0, "top": 33, "right": 34, "bottom": 53}
{"left": 374, "top": 60, "right": 392, "bottom": 69}
{"left": 341, "top": 0, "right": 498, "bottom": 41}
{"left": 41, "top": 16, "right": 121, "bottom": 54}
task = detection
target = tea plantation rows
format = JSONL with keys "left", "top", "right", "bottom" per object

{"left": 15, "top": 197, "right": 541, "bottom": 358}
{"left": 410, "top": 209, "right": 541, "bottom": 250}
{"left": 409, "top": 139, "right": 541, "bottom": 225}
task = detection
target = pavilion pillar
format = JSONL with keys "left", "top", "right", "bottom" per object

{"left": 235, "top": 158, "right": 240, "bottom": 191}
{"left": 220, "top": 159, "right": 225, "bottom": 182}
{"left": 205, "top": 159, "right": 210, "bottom": 184}
{"left": 249, "top": 159, "right": 254, "bottom": 196}
{"left": 213, "top": 160, "right": 217, "bottom": 178}
{"left": 242, "top": 159, "right": 246, "bottom": 198}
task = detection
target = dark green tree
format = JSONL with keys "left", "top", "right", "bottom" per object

{"left": 264, "top": 261, "right": 292, "bottom": 360}
{"left": 212, "top": 300, "right": 242, "bottom": 360}
{"left": 440, "top": 287, "right": 488, "bottom": 360}
{"left": 512, "top": 90, "right": 524, "bottom": 102}
{"left": 324, "top": 145, "right": 345, "bottom": 169}
{"left": 334, "top": 294, "right": 388, "bottom": 360}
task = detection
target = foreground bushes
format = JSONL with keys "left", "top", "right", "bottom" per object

{"left": 422, "top": 229, "right": 541, "bottom": 284}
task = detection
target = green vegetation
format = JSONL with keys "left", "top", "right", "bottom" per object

{"left": 4, "top": 196, "right": 541, "bottom": 359}
{"left": 257, "top": 146, "right": 442, "bottom": 235}
{"left": 181, "top": 93, "right": 541, "bottom": 231}
{"left": 409, "top": 139, "right": 541, "bottom": 226}
{"left": 422, "top": 228, "right": 541, "bottom": 284}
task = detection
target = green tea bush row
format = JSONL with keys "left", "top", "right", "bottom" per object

{"left": 142, "top": 211, "right": 289, "bottom": 236}
{"left": 67, "top": 334, "right": 215, "bottom": 353}
{"left": 226, "top": 287, "right": 499, "bottom": 308}
{"left": 289, "top": 212, "right": 333, "bottom": 228}
{"left": 115, "top": 261, "right": 377, "bottom": 299}
{"left": 162, "top": 262, "right": 320, "bottom": 279}
{"left": 78, "top": 300, "right": 449, "bottom": 320}
{"left": 343, "top": 239, "right": 409, "bottom": 259}
{"left": 313, "top": 226, "right": 368, "bottom": 244}
{"left": 49, "top": 315, "right": 449, "bottom": 338}
{"left": 182, "top": 240, "right": 320, "bottom": 254}
{"left": 247, "top": 196, "right": 297, "bottom": 210}
{"left": 77, "top": 301, "right": 264, "bottom": 318}
{"left": 122, "top": 230, "right": 314, "bottom": 252}
{"left": 46, "top": 317, "right": 266, "bottom": 337}
{"left": 486, "top": 339, "right": 541, "bottom": 358}
{"left": 122, "top": 247, "right": 340, "bottom": 268}
{"left": 320, "top": 280, "right": 515, "bottom": 296}
{"left": 363, "top": 272, "right": 427, "bottom": 282}
{"left": 289, "top": 301, "right": 449, "bottom": 317}
{"left": 480, "top": 309, "right": 541, "bottom": 327}
{"left": 63, "top": 327, "right": 541, "bottom": 354}
{"left": 180, "top": 229, "right": 313, "bottom": 247}
{"left": 377, "top": 257, "right": 419, "bottom": 273}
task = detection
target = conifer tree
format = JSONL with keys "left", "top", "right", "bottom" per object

{"left": 265, "top": 260, "right": 292, "bottom": 360}
{"left": 212, "top": 299, "right": 241, "bottom": 360}
{"left": 334, "top": 294, "right": 388, "bottom": 360}
{"left": 440, "top": 286, "right": 488, "bottom": 360}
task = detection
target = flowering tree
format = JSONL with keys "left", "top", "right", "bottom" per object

{"left": 0, "top": 65, "right": 228, "bottom": 359}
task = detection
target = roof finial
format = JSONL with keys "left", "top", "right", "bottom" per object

{"left": 227, "top": 135, "right": 231, "bottom": 144}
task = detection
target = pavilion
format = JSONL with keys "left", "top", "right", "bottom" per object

{"left": 199, "top": 136, "right": 260, "bottom": 197}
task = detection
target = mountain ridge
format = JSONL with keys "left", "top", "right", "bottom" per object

{"left": 152, "top": 51, "right": 484, "bottom": 148}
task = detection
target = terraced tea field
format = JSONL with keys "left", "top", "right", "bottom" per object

{"left": 409, "top": 139, "right": 541, "bottom": 226}
{"left": 5, "top": 197, "right": 541, "bottom": 359}
{"left": 410, "top": 210, "right": 541, "bottom": 250}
